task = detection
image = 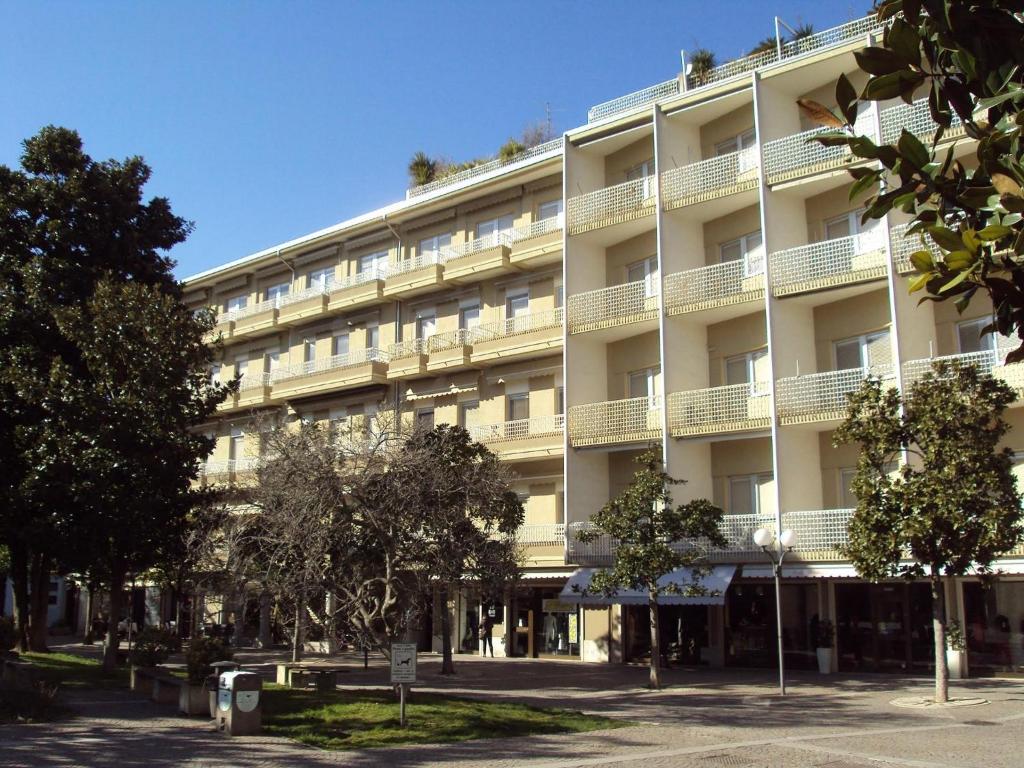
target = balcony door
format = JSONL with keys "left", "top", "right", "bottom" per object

{"left": 716, "top": 128, "right": 757, "bottom": 173}
{"left": 825, "top": 209, "right": 883, "bottom": 254}
{"left": 333, "top": 332, "right": 349, "bottom": 359}
{"left": 308, "top": 267, "right": 335, "bottom": 291}
{"left": 264, "top": 282, "right": 290, "bottom": 304}
{"left": 725, "top": 348, "right": 770, "bottom": 396}
{"left": 226, "top": 294, "right": 247, "bottom": 314}
{"left": 537, "top": 199, "right": 563, "bottom": 227}
{"left": 628, "top": 366, "right": 662, "bottom": 411}
{"left": 625, "top": 158, "right": 656, "bottom": 198}
{"left": 459, "top": 302, "right": 481, "bottom": 332}
{"left": 419, "top": 233, "right": 451, "bottom": 262}
{"left": 359, "top": 249, "right": 389, "bottom": 278}
{"left": 956, "top": 317, "right": 1005, "bottom": 365}
{"left": 476, "top": 215, "right": 514, "bottom": 246}
{"left": 720, "top": 231, "right": 764, "bottom": 277}
{"left": 627, "top": 256, "right": 659, "bottom": 300}
{"left": 834, "top": 330, "right": 891, "bottom": 374}
{"left": 229, "top": 428, "right": 245, "bottom": 463}
{"left": 416, "top": 312, "right": 436, "bottom": 341}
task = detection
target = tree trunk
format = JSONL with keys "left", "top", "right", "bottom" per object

{"left": 931, "top": 569, "right": 948, "bottom": 704}
{"left": 83, "top": 584, "right": 96, "bottom": 644}
{"left": 28, "top": 551, "right": 50, "bottom": 652}
{"left": 258, "top": 590, "right": 272, "bottom": 648}
{"left": 440, "top": 585, "right": 455, "bottom": 675}
{"left": 10, "top": 542, "right": 30, "bottom": 652}
{"left": 291, "top": 596, "right": 304, "bottom": 663}
{"left": 649, "top": 590, "right": 661, "bottom": 689}
{"left": 102, "top": 568, "right": 126, "bottom": 673}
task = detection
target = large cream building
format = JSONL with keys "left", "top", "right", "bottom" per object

{"left": 184, "top": 13, "right": 1024, "bottom": 677}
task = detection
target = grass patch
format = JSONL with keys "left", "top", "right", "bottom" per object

{"left": 21, "top": 652, "right": 129, "bottom": 690}
{"left": 261, "top": 685, "right": 622, "bottom": 751}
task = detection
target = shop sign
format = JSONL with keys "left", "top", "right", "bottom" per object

{"left": 542, "top": 599, "right": 575, "bottom": 613}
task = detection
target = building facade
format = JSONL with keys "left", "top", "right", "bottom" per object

{"left": 184, "top": 13, "right": 1024, "bottom": 676}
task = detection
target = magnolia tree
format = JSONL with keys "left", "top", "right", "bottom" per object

{"left": 835, "top": 361, "right": 1022, "bottom": 703}
{"left": 576, "top": 449, "right": 725, "bottom": 689}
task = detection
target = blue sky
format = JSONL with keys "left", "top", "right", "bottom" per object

{"left": 1, "top": 0, "right": 872, "bottom": 279}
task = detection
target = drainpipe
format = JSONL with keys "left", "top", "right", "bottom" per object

{"left": 382, "top": 214, "right": 404, "bottom": 428}
{"left": 274, "top": 249, "right": 295, "bottom": 284}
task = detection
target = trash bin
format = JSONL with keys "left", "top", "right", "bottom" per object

{"left": 208, "top": 661, "right": 240, "bottom": 718}
{"left": 217, "top": 670, "right": 262, "bottom": 736}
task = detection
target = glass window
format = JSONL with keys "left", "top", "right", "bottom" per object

{"left": 359, "top": 250, "right": 389, "bottom": 276}
{"left": 627, "top": 256, "right": 659, "bottom": 298}
{"left": 728, "top": 473, "right": 773, "bottom": 515}
{"left": 839, "top": 467, "right": 859, "bottom": 509}
{"left": 265, "top": 282, "right": 290, "bottom": 302}
{"left": 554, "top": 280, "right": 564, "bottom": 309}
{"left": 957, "top": 317, "right": 996, "bottom": 355}
{"left": 210, "top": 364, "right": 221, "bottom": 385}
{"left": 556, "top": 386, "right": 565, "bottom": 415}
{"left": 725, "top": 349, "right": 769, "bottom": 393}
{"left": 308, "top": 267, "right": 335, "bottom": 290}
{"left": 834, "top": 330, "right": 891, "bottom": 371}
{"left": 226, "top": 295, "right": 247, "bottom": 313}
{"left": 419, "top": 233, "right": 452, "bottom": 258}
{"left": 459, "top": 401, "right": 479, "bottom": 428}
{"left": 476, "top": 215, "right": 514, "bottom": 242}
{"left": 229, "top": 428, "right": 245, "bottom": 461}
{"left": 303, "top": 339, "right": 317, "bottom": 363}
{"left": 416, "top": 408, "right": 435, "bottom": 429}
{"left": 265, "top": 349, "right": 280, "bottom": 372}
{"left": 625, "top": 159, "right": 654, "bottom": 181}
{"left": 506, "top": 290, "right": 530, "bottom": 319}
{"left": 333, "top": 333, "right": 349, "bottom": 357}
{"left": 538, "top": 199, "right": 563, "bottom": 221}
{"left": 459, "top": 303, "right": 481, "bottom": 330}
{"left": 720, "top": 231, "right": 764, "bottom": 276}
{"left": 416, "top": 312, "right": 436, "bottom": 339}
{"left": 366, "top": 324, "right": 380, "bottom": 350}
{"left": 628, "top": 366, "right": 660, "bottom": 399}
{"left": 507, "top": 393, "right": 530, "bottom": 421}
{"left": 715, "top": 128, "right": 756, "bottom": 156}
{"left": 234, "top": 356, "right": 248, "bottom": 380}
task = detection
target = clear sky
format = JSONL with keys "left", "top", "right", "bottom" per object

{"left": 1, "top": 0, "right": 872, "bottom": 279}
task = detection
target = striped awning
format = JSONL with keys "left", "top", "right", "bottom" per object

{"left": 558, "top": 565, "right": 736, "bottom": 606}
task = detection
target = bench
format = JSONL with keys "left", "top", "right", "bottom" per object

{"left": 130, "top": 666, "right": 184, "bottom": 703}
{"left": 276, "top": 663, "right": 342, "bottom": 691}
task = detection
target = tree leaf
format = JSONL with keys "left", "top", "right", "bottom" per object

{"left": 992, "top": 172, "right": 1023, "bottom": 197}
{"left": 910, "top": 249, "right": 935, "bottom": 272}
{"left": 796, "top": 98, "right": 844, "bottom": 128}
{"left": 898, "top": 129, "right": 931, "bottom": 169}
{"left": 979, "top": 225, "right": 1013, "bottom": 241}
{"left": 908, "top": 272, "right": 930, "bottom": 293}
{"left": 864, "top": 70, "right": 924, "bottom": 101}
{"left": 836, "top": 73, "right": 859, "bottom": 125}
{"left": 854, "top": 46, "right": 907, "bottom": 76}
{"left": 938, "top": 268, "right": 972, "bottom": 293}
{"left": 927, "top": 226, "right": 966, "bottom": 252}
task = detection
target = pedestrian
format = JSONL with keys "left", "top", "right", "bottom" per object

{"left": 481, "top": 612, "right": 495, "bottom": 657}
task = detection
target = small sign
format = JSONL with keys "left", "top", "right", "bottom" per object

{"left": 542, "top": 599, "right": 575, "bottom": 613}
{"left": 568, "top": 613, "right": 578, "bottom": 644}
{"left": 390, "top": 643, "right": 417, "bottom": 683}
{"left": 236, "top": 690, "right": 260, "bottom": 713}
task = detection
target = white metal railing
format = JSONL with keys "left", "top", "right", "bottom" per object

{"left": 278, "top": 283, "right": 329, "bottom": 307}
{"left": 781, "top": 509, "right": 854, "bottom": 558}
{"left": 470, "top": 414, "right": 565, "bottom": 443}
{"left": 440, "top": 232, "right": 513, "bottom": 262}
{"left": 888, "top": 221, "right": 929, "bottom": 273}
{"left": 667, "top": 383, "right": 771, "bottom": 437}
{"left": 567, "top": 280, "right": 659, "bottom": 333}
{"left": 764, "top": 113, "right": 877, "bottom": 184}
{"left": 567, "top": 395, "right": 662, "bottom": 447}
{"left": 426, "top": 328, "right": 472, "bottom": 353}
{"left": 407, "top": 138, "right": 564, "bottom": 198}
{"left": 587, "top": 79, "right": 681, "bottom": 122}
{"left": 902, "top": 348, "right": 1024, "bottom": 392}
{"left": 222, "top": 295, "right": 284, "bottom": 323}
{"left": 270, "top": 347, "right": 387, "bottom": 383}
{"left": 388, "top": 338, "right": 429, "bottom": 359}
{"left": 331, "top": 266, "right": 390, "bottom": 291}
{"left": 663, "top": 256, "right": 765, "bottom": 314}
{"left": 200, "top": 457, "right": 258, "bottom": 478}
{"left": 515, "top": 523, "right": 566, "bottom": 546}
{"left": 509, "top": 214, "right": 563, "bottom": 243}
{"left": 587, "top": 15, "right": 884, "bottom": 123}
{"left": 770, "top": 230, "right": 888, "bottom": 296}
{"left": 567, "top": 176, "right": 656, "bottom": 235}
{"left": 470, "top": 307, "right": 563, "bottom": 343}
{"left": 237, "top": 371, "right": 272, "bottom": 391}
{"left": 776, "top": 366, "right": 894, "bottom": 423}
{"left": 881, "top": 98, "right": 966, "bottom": 145}
{"left": 388, "top": 252, "right": 441, "bottom": 277}
{"left": 661, "top": 147, "right": 760, "bottom": 209}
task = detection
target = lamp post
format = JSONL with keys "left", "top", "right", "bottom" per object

{"left": 753, "top": 527, "right": 797, "bottom": 696}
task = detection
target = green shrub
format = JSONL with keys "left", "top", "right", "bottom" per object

{"left": 0, "top": 617, "right": 16, "bottom": 653}
{"left": 814, "top": 619, "right": 835, "bottom": 647}
{"left": 946, "top": 619, "right": 966, "bottom": 652}
{"left": 185, "top": 636, "right": 233, "bottom": 684}
{"left": 129, "top": 627, "right": 180, "bottom": 668}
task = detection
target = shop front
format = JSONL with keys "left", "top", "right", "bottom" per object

{"left": 963, "top": 578, "right": 1024, "bottom": 676}
{"left": 725, "top": 580, "right": 818, "bottom": 670}
{"left": 510, "top": 585, "right": 580, "bottom": 658}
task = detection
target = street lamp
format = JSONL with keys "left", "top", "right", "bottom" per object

{"left": 753, "top": 527, "right": 797, "bottom": 695}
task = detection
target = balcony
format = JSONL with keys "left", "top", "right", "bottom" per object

{"left": 270, "top": 348, "right": 388, "bottom": 400}
{"left": 660, "top": 148, "right": 760, "bottom": 211}
{"left": 327, "top": 269, "right": 387, "bottom": 312}
{"left": 880, "top": 98, "right": 966, "bottom": 146}
{"left": 470, "top": 414, "right": 565, "bottom": 462}
{"left": 663, "top": 258, "right": 765, "bottom": 316}
{"left": 508, "top": 216, "right": 563, "bottom": 268}
{"left": 277, "top": 284, "right": 329, "bottom": 326}
{"left": 667, "top": 383, "right": 771, "bottom": 438}
{"left": 567, "top": 395, "right": 662, "bottom": 448}
{"left": 566, "top": 176, "right": 656, "bottom": 236}
{"left": 439, "top": 234, "right": 512, "bottom": 284}
{"left": 383, "top": 254, "right": 444, "bottom": 299}
{"left": 387, "top": 338, "right": 429, "bottom": 379}
{"left": 567, "top": 280, "right": 659, "bottom": 335}
{"left": 516, "top": 523, "right": 566, "bottom": 566}
{"left": 226, "top": 297, "right": 281, "bottom": 339}
{"left": 470, "top": 308, "right": 563, "bottom": 364}
{"left": 763, "top": 114, "right": 876, "bottom": 186}
{"left": 209, "top": 316, "right": 234, "bottom": 342}
{"left": 902, "top": 350, "right": 1024, "bottom": 401}
{"left": 236, "top": 371, "right": 274, "bottom": 409}
{"left": 781, "top": 509, "right": 854, "bottom": 562}
{"left": 426, "top": 329, "right": 474, "bottom": 372}
{"left": 776, "top": 366, "right": 894, "bottom": 426}
{"left": 198, "top": 457, "right": 258, "bottom": 486}
{"left": 770, "top": 230, "right": 888, "bottom": 297}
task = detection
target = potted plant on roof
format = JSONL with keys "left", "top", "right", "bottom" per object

{"left": 946, "top": 619, "right": 966, "bottom": 681}
{"left": 815, "top": 619, "right": 835, "bottom": 674}
{"left": 180, "top": 636, "right": 233, "bottom": 716}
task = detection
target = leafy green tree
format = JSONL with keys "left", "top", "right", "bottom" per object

{"left": 811, "top": 1, "right": 1024, "bottom": 358}
{"left": 834, "top": 361, "right": 1022, "bottom": 703}
{"left": 576, "top": 450, "right": 725, "bottom": 689}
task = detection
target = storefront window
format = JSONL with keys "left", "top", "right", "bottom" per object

{"left": 964, "top": 581, "right": 1024, "bottom": 673}
{"left": 835, "top": 582, "right": 935, "bottom": 672}
{"left": 726, "top": 582, "right": 817, "bottom": 669}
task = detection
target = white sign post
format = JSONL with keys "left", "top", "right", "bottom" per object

{"left": 390, "top": 643, "right": 417, "bottom": 726}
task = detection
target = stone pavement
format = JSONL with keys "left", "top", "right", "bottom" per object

{"left": 2, "top": 646, "right": 1022, "bottom": 768}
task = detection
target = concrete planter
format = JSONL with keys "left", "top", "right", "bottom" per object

{"left": 816, "top": 647, "right": 833, "bottom": 674}
{"left": 179, "top": 682, "right": 209, "bottom": 716}
{"left": 946, "top": 649, "right": 965, "bottom": 680}
{"left": 130, "top": 666, "right": 157, "bottom": 695}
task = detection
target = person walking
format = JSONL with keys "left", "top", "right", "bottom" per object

{"left": 480, "top": 612, "right": 495, "bottom": 658}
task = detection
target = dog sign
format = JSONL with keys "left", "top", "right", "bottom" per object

{"left": 390, "top": 643, "right": 417, "bottom": 684}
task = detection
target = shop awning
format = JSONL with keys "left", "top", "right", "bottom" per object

{"left": 558, "top": 565, "right": 736, "bottom": 606}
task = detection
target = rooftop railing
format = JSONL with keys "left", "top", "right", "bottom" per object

{"left": 667, "top": 383, "right": 771, "bottom": 437}
{"left": 470, "top": 307, "right": 563, "bottom": 343}
{"left": 567, "top": 176, "right": 656, "bottom": 236}
{"left": 776, "top": 365, "right": 894, "bottom": 424}
{"left": 661, "top": 147, "right": 760, "bottom": 210}
{"left": 406, "top": 138, "right": 564, "bottom": 198}
{"left": 770, "top": 230, "right": 888, "bottom": 296}
{"left": 270, "top": 347, "right": 387, "bottom": 383}
{"left": 567, "top": 395, "right": 662, "bottom": 448}
{"left": 470, "top": 414, "right": 565, "bottom": 443}
{"left": 567, "top": 279, "right": 659, "bottom": 334}
{"left": 664, "top": 256, "right": 765, "bottom": 315}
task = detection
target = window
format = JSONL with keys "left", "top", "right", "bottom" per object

{"left": 476, "top": 215, "right": 514, "bottom": 243}
{"left": 459, "top": 301, "right": 481, "bottom": 331}
{"left": 419, "top": 233, "right": 451, "bottom": 260}
{"left": 333, "top": 332, "right": 349, "bottom": 358}
{"left": 210, "top": 364, "right": 221, "bottom": 385}
{"left": 839, "top": 467, "right": 859, "bottom": 509}
{"left": 627, "top": 256, "right": 659, "bottom": 298}
{"left": 264, "top": 282, "right": 290, "bottom": 303}
{"left": 265, "top": 348, "right": 280, "bottom": 373}
{"left": 308, "top": 267, "right": 335, "bottom": 290}
{"left": 226, "top": 295, "right": 248, "bottom": 313}
{"left": 507, "top": 393, "right": 530, "bottom": 421}
{"left": 459, "top": 400, "right": 479, "bottom": 428}
{"left": 825, "top": 209, "right": 882, "bottom": 252}
{"left": 416, "top": 408, "right": 435, "bottom": 429}
{"left": 538, "top": 199, "right": 563, "bottom": 222}
{"left": 366, "top": 323, "right": 380, "bottom": 350}
{"left": 715, "top": 128, "right": 756, "bottom": 156}
{"left": 416, "top": 311, "right": 436, "bottom": 340}
{"left": 725, "top": 348, "right": 770, "bottom": 395}
{"left": 628, "top": 366, "right": 660, "bottom": 399}
{"left": 359, "top": 250, "right": 389, "bottom": 276}
{"left": 728, "top": 473, "right": 773, "bottom": 515}
{"left": 229, "top": 428, "right": 245, "bottom": 461}
{"left": 554, "top": 279, "right": 564, "bottom": 309}
{"left": 719, "top": 231, "right": 764, "bottom": 276}
{"left": 505, "top": 289, "right": 530, "bottom": 321}
{"left": 556, "top": 386, "right": 565, "bottom": 415}
{"left": 625, "top": 159, "right": 656, "bottom": 197}
{"left": 303, "top": 338, "right": 317, "bottom": 363}
{"left": 834, "top": 330, "right": 891, "bottom": 372}
{"left": 234, "top": 355, "right": 248, "bottom": 381}
{"left": 957, "top": 317, "right": 997, "bottom": 356}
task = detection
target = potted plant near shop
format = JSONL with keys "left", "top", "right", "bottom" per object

{"left": 129, "top": 627, "right": 179, "bottom": 694}
{"left": 946, "top": 619, "right": 966, "bottom": 680}
{"left": 815, "top": 619, "right": 835, "bottom": 674}
{"left": 180, "top": 636, "right": 233, "bottom": 716}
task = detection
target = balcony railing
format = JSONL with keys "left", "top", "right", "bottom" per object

{"left": 764, "top": 114, "right": 877, "bottom": 185}
{"left": 567, "top": 395, "right": 662, "bottom": 447}
{"left": 406, "top": 137, "right": 563, "bottom": 198}
{"left": 388, "top": 338, "right": 429, "bottom": 359}
{"left": 567, "top": 280, "right": 659, "bottom": 334}
{"left": 776, "top": 366, "right": 894, "bottom": 425}
{"left": 587, "top": 79, "right": 681, "bottom": 122}
{"left": 222, "top": 295, "right": 283, "bottom": 323}
{"left": 200, "top": 457, "right": 258, "bottom": 479}
{"left": 471, "top": 308, "right": 563, "bottom": 343}
{"left": 667, "top": 384, "right": 771, "bottom": 437}
{"left": 278, "top": 283, "right": 329, "bottom": 307}
{"left": 567, "top": 176, "right": 656, "bottom": 236}
{"left": 470, "top": 414, "right": 565, "bottom": 443}
{"left": 663, "top": 256, "right": 765, "bottom": 315}
{"left": 515, "top": 523, "right": 566, "bottom": 546}
{"left": 781, "top": 509, "right": 854, "bottom": 559}
{"left": 770, "top": 230, "right": 888, "bottom": 296}
{"left": 332, "top": 266, "right": 390, "bottom": 290}
{"left": 660, "top": 147, "right": 760, "bottom": 210}
{"left": 270, "top": 347, "right": 387, "bottom": 383}
{"left": 880, "top": 98, "right": 966, "bottom": 146}
{"left": 902, "top": 349, "right": 1024, "bottom": 395}
{"left": 426, "top": 329, "right": 471, "bottom": 353}
{"left": 888, "top": 222, "right": 926, "bottom": 273}
{"left": 237, "top": 371, "right": 272, "bottom": 391}
{"left": 388, "top": 252, "right": 440, "bottom": 277}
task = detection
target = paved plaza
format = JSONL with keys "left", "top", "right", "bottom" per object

{"left": 2, "top": 647, "right": 1022, "bottom": 768}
